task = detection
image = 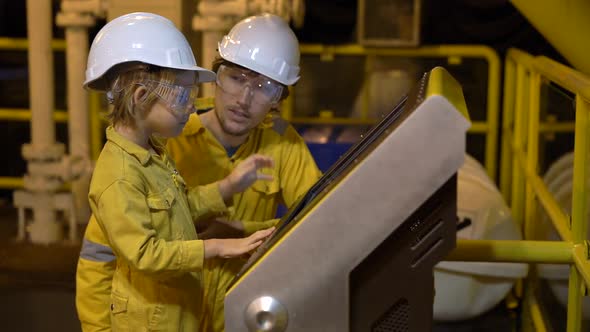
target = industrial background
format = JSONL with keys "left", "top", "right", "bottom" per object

{"left": 1, "top": 0, "right": 589, "bottom": 331}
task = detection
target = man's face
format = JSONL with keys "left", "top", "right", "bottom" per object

{"left": 213, "top": 64, "right": 283, "bottom": 137}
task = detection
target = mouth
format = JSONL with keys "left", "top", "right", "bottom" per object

{"left": 227, "top": 107, "right": 249, "bottom": 121}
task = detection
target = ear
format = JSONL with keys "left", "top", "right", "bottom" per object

{"left": 133, "top": 85, "right": 148, "bottom": 105}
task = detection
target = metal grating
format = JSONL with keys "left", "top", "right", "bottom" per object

{"left": 372, "top": 298, "right": 410, "bottom": 332}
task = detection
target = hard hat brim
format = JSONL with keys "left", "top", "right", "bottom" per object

{"left": 84, "top": 63, "right": 216, "bottom": 91}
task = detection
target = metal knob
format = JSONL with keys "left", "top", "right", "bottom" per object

{"left": 244, "top": 296, "right": 288, "bottom": 332}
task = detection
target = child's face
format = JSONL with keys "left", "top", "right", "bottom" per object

{"left": 144, "top": 71, "right": 197, "bottom": 138}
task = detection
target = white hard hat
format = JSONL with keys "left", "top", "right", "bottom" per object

{"left": 85, "top": 12, "right": 215, "bottom": 91}
{"left": 218, "top": 13, "right": 300, "bottom": 86}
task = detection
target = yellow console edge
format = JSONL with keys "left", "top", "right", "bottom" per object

{"left": 425, "top": 66, "right": 471, "bottom": 122}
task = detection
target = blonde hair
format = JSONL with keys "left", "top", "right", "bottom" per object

{"left": 105, "top": 63, "right": 181, "bottom": 127}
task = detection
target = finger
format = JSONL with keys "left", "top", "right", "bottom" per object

{"left": 262, "top": 226, "right": 275, "bottom": 235}
{"left": 247, "top": 240, "right": 263, "bottom": 252}
{"left": 253, "top": 155, "right": 274, "bottom": 169}
{"left": 250, "top": 227, "right": 275, "bottom": 242}
{"left": 256, "top": 173, "right": 274, "bottom": 182}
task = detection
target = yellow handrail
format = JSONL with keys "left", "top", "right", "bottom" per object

{"left": 0, "top": 109, "right": 69, "bottom": 122}
{"left": 495, "top": 47, "right": 590, "bottom": 332}
{"left": 1, "top": 42, "right": 501, "bottom": 189}
{"left": 288, "top": 44, "right": 501, "bottom": 181}
{"left": 0, "top": 37, "right": 66, "bottom": 51}
{"left": 447, "top": 239, "right": 573, "bottom": 263}
{"left": 0, "top": 177, "right": 24, "bottom": 189}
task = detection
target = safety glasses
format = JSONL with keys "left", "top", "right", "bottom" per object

{"left": 147, "top": 80, "right": 199, "bottom": 114}
{"left": 216, "top": 64, "right": 283, "bottom": 105}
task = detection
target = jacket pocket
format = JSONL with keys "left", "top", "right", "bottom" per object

{"left": 147, "top": 188, "right": 176, "bottom": 210}
{"left": 110, "top": 292, "right": 129, "bottom": 331}
{"left": 146, "top": 188, "right": 183, "bottom": 239}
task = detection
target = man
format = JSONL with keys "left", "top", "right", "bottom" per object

{"left": 76, "top": 13, "right": 321, "bottom": 332}
{"left": 167, "top": 14, "right": 321, "bottom": 331}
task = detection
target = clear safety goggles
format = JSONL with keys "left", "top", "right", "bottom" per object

{"left": 216, "top": 64, "right": 283, "bottom": 105}
{"left": 147, "top": 80, "right": 199, "bottom": 114}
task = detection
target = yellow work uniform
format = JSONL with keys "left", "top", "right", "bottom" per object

{"left": 76, "top": 214, "right": 116, "bottom": 332}
{"left": 166, "top": 112, "right": 322, "bottom": 331}
{"left": 85, "top": 126, "right": 228, "bottom": 332}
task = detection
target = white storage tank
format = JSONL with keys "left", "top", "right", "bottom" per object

{"left": 433, "top": 154, "right": 528, "bottom": 321}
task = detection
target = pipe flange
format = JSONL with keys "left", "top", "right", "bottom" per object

{"left": 22, "top": 143, "right": 65, "bottom": 161}
{"left": 56, "top": 12, "right": 96, "bottom": 27}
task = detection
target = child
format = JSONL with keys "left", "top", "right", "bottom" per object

{"left": 82, "top": 12, "right": 274, "bottom": 331}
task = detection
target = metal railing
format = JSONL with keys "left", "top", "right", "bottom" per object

{"left": 502, "top": 48, "right": 590, "bottom": 332}
{"left": 447, "top": 48, "right": 590, "bottom": 332}
{"left": 283, "top": 44, "right": 501, "bottom": 181}
{"left": 1, "top": 42, "right": 501, "bottom": 190}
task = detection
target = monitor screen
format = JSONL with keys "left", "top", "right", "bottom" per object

{"left": 272, "top": 94, "right": 409, "bottom": 240}
{"left": 233, "top": 92, "right": 414, "bottom": 281}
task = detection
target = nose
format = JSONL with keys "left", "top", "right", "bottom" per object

{"left": 237, "top": 85, "right": 254, "bottom": 106}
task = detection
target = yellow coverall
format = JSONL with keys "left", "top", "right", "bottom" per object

{"left": 76, "top": 115, "right": 321, "bottom": 331}
{"left": 83, "top": 127, "right": 228, "bottom": 331}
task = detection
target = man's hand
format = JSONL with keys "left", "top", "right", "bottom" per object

{"left": 219, "top": 154, "right": 274, "bottom": 198}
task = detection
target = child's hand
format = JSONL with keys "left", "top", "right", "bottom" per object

{"left": 204, "top": 227, "right": 275, "bottom": 259}
{"left": 222, "top": 154, "right": 274, "bottom": 195}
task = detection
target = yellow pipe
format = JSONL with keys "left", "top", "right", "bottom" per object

{"left": 529, "top": 293, "right": 549, "bottom": 332}
{"left": 468, "top": 122, "right": 489, "bottom": 133}
{"left": 484, "top": 46, "right": 501, "bottom": 182}
{"left": 524, "top": 161, "right": 572, "bottom": 242}
{"left": 566, "top": 99, "right": 590, "bottom": 332}
{"left": 510, "top": 0, "right": 590, "bottom": 76}
{"left": 539, "top": 122, "right": 575, "bottom": 133}
{"left": 511, "top": 64, "right": 528, "bottom": 225}
{"left": 0, "top": 37, "right": 66, "bottom": 51}
{"left": 572, "top": 244, "right": 590, "bottom": 293}
{"left": 514, "top": 148, "right": 572, "bottom": 242}
{"left": 0, "top": 177, "right": 70, "bottom": 191}
{"left": 534, "top": 57, "right": 590, "bottom": 101}
{"left": 500, "top": 57, "right": 516, "bottom": 201}
{"left": 0, "top": 177, "right": 24, "bottom": 189}
{"left": 567, "top": 266, "right": 584, "bottom": 332}
{"left": 300, "top": 44, "right": 498, "bottom": 60}
{"left": 446, "top": 239, "right": 572, "bottom": 263}
{"left": 505, "top": 48, "right": 536, "bottom": 214}
{"left": 0, "top": 109, "right": 69, "bottom": 122}
{"left": 506, "top": 48, "right": 536, "bottom": 70}
{"left": 524, "top": 72, "right": 541, "bottom": 240}
{"left": 298, "top": 44, "right": 501, "bottom": 180}
{"left": 571, "top": 96, "right": 590, "bottom": 243}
